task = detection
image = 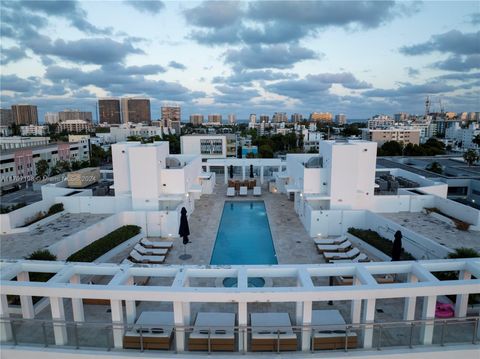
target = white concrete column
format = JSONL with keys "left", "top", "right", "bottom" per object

{"left": 362, "top": 299, "right": 376, "bottom": 349}
{"left": 110, "top": 300, "right": 124, "bottom": 349}
{"left": 125, "top": 277, "right": 136, "bottom": 325}
{"left": 206, "top": 164, "right": 210, "bottom": 173}
{"left": 403, "top": 273, "right": 418, "bottom": 321}
{"left": 17, "top": 272, "right": 34, "bottom": 319}
{"left": 260, "top": 166, "right": 264, "bottom": 184}
{"left": 0, "top": 294, "right": 12, "bottom": 341}
{"left": 420, "top": 296, "right": 436, "bottom": 345}
{"left": 238, "top": 301, "right": 248, "bottom": 352}
{"left": 173, "top": 301, "right": 185, "bottom": 352}
{"left": 455, "top": 270, "right": 471, "bottom": 317}
{"left": 70, "top": 275, "right": 84, "bottom": 322}
{"left": 301, "top": 301, "right": 312, "bottom": 352}
{"left": 224, "top": 165, "right": 228, "bottom": 184}
{"left": 50, "top": 297, "right": 67, "bottom": 345}
{"left": 242, "top": 165, "right": 245, "bottom": 180}
{"left": 351, "top": 278, "right": 362, "bottom": 325}
{"left": 278, "top": 165, "right": 282, "bottom": 174}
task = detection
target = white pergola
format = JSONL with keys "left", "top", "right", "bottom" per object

{"left": 1, "top": 259, "right": 479, "bottom": 352}
{"left": 205, "top": 158, "right": 285, "bottom": 184}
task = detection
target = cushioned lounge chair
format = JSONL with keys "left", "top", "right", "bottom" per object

{"left": 323, "top": 248, "right": 360, "bottom": 261}
{"left": 251, "top": 313, "right": 297, "bottom": 351}
{"left": 129, "top": 250, "right": 165, "bottom": 264}
{"left": 134, "top": 244, "right": 168, "bottom": 256}
{"left": 239, "top": 186, "right": 248, "bottom": 196}
{"left": 227, "top": 187, "right": 235, "bottom": 197}
{"left": 188, "top": 312, "right": 236, "bottom": 351}
{"left": 313, "top": 236, "right": 347, "bottom": 246}
{"left": 311, "top": 310, "right": 357, "bottom": 350}
{"left": 316, "top": 240, "right": 352, "bottom": 253}
{"left": 140, "top": 238, "right": 173, "bottom": 249}
{"left": 123, "top": 311, "right": 174, "bottom": 350}
{"left": 253, "top": 186, "right": 262, "bottom": 196}
{"left": 329, "top": 253, "right": 369, "bottom": 264}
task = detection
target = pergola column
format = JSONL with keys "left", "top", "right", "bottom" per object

{"left": 238, "top": 302, "right": 248, "bottom": 352}
{"left": 125, "top": 277, "right": 136, "bottom": 325}
{"left": 420, "top": 295, "right": 436, "bottom": 345}
{"left": 0, "top": 295, "right": 12, "bottom": 341}
{"left": 362, "top": 299, "right": 376, "bottom": 349}
{"left": 70, "top": 275, "right": 84, "bottom": 322}
{"left": 50, "top": 297, "right": 67, "bottom": 345}
{"left": 403, "top": 273, "right": 418, "bottom": 321}
{"left": 260, "top": 166, "right": 264, "bottom": 184}
{"left": 173, "top": 301, "right": 186, "bottom": 352}
{"left": 224, "top": 165, "right": 228, "bottom": 184}
{"left": 455, "top": 270, "right": 471, "bottom": 317}
{"left": 17, "top": 272, "right": 34, "bottom": 319}
{"left": 301, "top": 301, "right": 312, "bottom": 351}
{"left": 242, "top": 165, "right": 245, "bottom": 180}
{"left": 110, "top": 299, "right": 124, "bottom": 349}
{"left": 351, "top": 277, "right": 362, "bottom": 325}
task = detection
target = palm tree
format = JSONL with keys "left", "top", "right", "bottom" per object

{"left": 463, "top": 149, "right": 479, "bottom": 166}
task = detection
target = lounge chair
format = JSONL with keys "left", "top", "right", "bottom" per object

{"left": 333, "top": 274, "right": 394, "bottom": 285}
{"left": 123, "top": 311, "right": 174, "bottom": 350}
{"left": 311, "top": 310, "right": 357, "bottom": 350}
{"left": 227, "top": 187, "right": 235, "bottom": 197}
{"left": 253, "top": 186, "right": 261, "bottom": 196}
{"left": 129, "top": 250, "right": 165, "bottom": 264}
{"left": 323, "top": 248, "right": 360, "bottom": 261}
{"left": 134, "top": 244, "right": 168, "bottom": 256}
{"left": 329, "top": 253, "right": 369, "bottom": 264}
{"left": 313, "top": 236, "right": 347, "bottom": 246}
{"left": 251, "top": 312, "right": 297, "bottom": 351}
{"left": 239, "top": 186, "right": 248, "bottom": 196}
{"left": 188, "top": 312, "right": 236, "bottom": 351}
{"left": 140, "top": 238, "right": 173, "bottom": 249}
{"left": 316, "top": 240, "right": 352, "bottom": 253}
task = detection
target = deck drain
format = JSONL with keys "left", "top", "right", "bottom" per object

{"left": 376, "top": 309, "right": 384, "bottom": 313}
{"left": 296, "top": 241, "right": 301, "bottom": 244}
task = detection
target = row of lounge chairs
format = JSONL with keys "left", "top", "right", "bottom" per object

{"left": 227, "top": 186, "right": 261, "bottom": 197}
{"left": 123, "top": 310, "right": 356, "bottom": 352}
{"left": 128, "top": 238, "right": 174, "bottom": 264}
{"left": 314, "top": 236, "right": 370, "bottom": 263}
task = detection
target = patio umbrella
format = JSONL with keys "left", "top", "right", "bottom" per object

{"left": 179, "top": 207, "right": 191, "bottom": 260}
{"left": 229, "top": 165, "right": 233, "bottom": 179}
{"left": 391, "top": 230, "right": 403, "bottom": 261}
{"left": 249, "top": 164, "right": 254, "bottom": 178}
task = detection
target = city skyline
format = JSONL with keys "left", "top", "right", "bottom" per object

{"left": 1, "top": 1, "right": 479, "bottom": 121}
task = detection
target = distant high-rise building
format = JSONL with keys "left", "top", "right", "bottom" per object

{"left": 98, "top": 99, "right": 121, "bottom": 124}
{"left": 335, "top": 114, "right": 347, "bottom": 125}
{"left": 249, "top": 114, "right": 256, "bottom": 123}
{"left": 161, "top": 105, "right": 181, "bottom": 127}
{"left": 259, "top": 115, "right": 269, "bottom": 123}
{"left": 0, "top": 109, "right": 13, "bottom": 126}
{"left": 394, "top": 112, "right": 409, "bottom": 122}
{"left": 11, "top": 104, "right": 38, "bottom": 125}
{"left": 273, "top": 112, "right": 287, "bottom": 123}
{"left": 189, "top": 114, "right": 204, "bottom": 126}
{"left": 44, "top": 112, "right": 60, "bottom": 124}
{"left": 228, "top": 114, "right": 236, "bottom": 124}
{"left": 309, "top": 112, "right": 332, "bottom": 122}
{"left": 208, "top": 114, "right": 222, "bottom": 123}
{"left": 168, "top": 120, "right": 181, "bottom": 134}
{"left": 291, "top": 113, "right": 303, "bottom": 122}
{"left": 59, "top": 110, "right": 93, "bottom": 123}
{"left": 121, "top": 98, "right": 151, "bottom": 124}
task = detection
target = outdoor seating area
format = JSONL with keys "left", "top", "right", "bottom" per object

{"left": 313, "top": 236, "right": 370, "bottom": 263}
{"left": 250, "top": 313, "right": 297, "bottom": 352}
{"left": 188, "top": 312, "right": 236, "bottom": 351}
{"left": 123, "top": 311, "right": 174, "bottom": 350}
{"left": 128, "top": 238, "right": 174, "bottom": 264}
{"left": 226, "top": 179, "right": 262, "bottom": 197}
{"left": 312, "top": 310, "right": 357, "bottom": 350}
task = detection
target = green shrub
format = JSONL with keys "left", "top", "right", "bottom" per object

{"left": 24, "top": 250, "right": 57, "bottom": 282}
{"left": 0, "top": 202, "right": 27, "bottom": 214}
{"left": 448, "top": 247, "right": 479, "bottom": 259}
{"left": 348, "top": 227, "right": 415, "bottom": 260}
{"left": 47, "top": 203, "right": 64, "bottom": 215}
{"left": 66, "top": 225, "right": 141, "bottom": 262}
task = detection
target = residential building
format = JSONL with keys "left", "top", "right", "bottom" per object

{"left": 309, "top": 112, "right": 333, "bottom": 122}
{"left": 98, "top": 99, "right": 121, "bottom": 124}
{"left": 44, "top": 112, "right": 60, "bottom": 124}
{"left": 291, "top": 113, "right": 303, "bottom": 122}
{"left": 361, "top": 127, "right": 421, "bottom": 146}
{"left": 11, "top": 104, "right": 38, "bottom": 125}
{"left": 59, "top": 110, "right": 93, "bottom": 123}
{"left": 20, "top": 125, "right": 48, "bottom": 136}
{"left": 161, "top": 105, "right": 181, "bottom": 127}
{"left": 0, "top": 126, "right": 12, "bottom": 137}
{"left": 58, "top": 120, "right": 93, "bottom": 133}
{"left": 110, "top": 123, "right": 164, "bottom": 142}
{"left": 0, "top": 136, "right": 50, "bottom": 150}
{"left": 259, "top": 115, "right": 269, "bottom": 123}
{"left": 120, "top": 98, "right": 151, "bottom": 124}
{"left": 335, "top": 114, "right": 347, "bottom": 125}
{"left": 189, "top": 114, "right": 204, "bottom": 126}
{"left": 0, "top": 109, "right": 13, "bottom": 126}
{"left": 367, "top": 115, "right": 395, "bottom": 129}
{"left": 394, "top": 113, "right": 409, "bottom": 122}
{"left": 207, "top": 114, "right": 222, "bottom": 124}
{"left": 303, "top": 130, "right": 324, "bottom": 152}
{"left": 227, "top": 114, "right": 236, "bottom": 124}
{"left": 272, "top": 112, "right": 288, "bottom": 123}
{"left": 225, "top": 133, "right": 237, "bottom": 157}
{"left": 168, "top": 120, "right": 181, "bottom": 134}
{"left": 249, "top": 114, "right": 256, "bottom": 123}
{"left": 181, "top": 134, "right": 227, "bottom": 159}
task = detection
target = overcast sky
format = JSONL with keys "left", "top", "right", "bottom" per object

{"left": 1, "top": 0, "right": 479, "bottom": 121}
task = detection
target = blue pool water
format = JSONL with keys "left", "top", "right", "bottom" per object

{"left": 210, "top": 201, "right": 278, "bottom": 265}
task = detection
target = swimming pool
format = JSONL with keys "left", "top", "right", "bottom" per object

{"left": 210, "top": 201, "right": 278, "bottom": 265}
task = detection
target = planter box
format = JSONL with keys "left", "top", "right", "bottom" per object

{"left": 346, "top": 233, "right": 392, "bottom": 262}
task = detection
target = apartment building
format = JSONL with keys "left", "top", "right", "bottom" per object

{"left": 20, "top": 125, "right": 48, "bottom": 136}
{"left": 361, "top": 128, "right": 421, "bottom": 146}
{"left": 121, "top": 98, "right": 151, "bottom": 124}
{"left": 11, "top": 104, "right": 38, "bottom": 125}
{"left": 181, "top": 134, "right": 227, "bottom": 159}
{"left": 189, "top": 114, "right": 204, "bottom": 126}
{"left": 98, "top": 99, "right": 121, "bottom": 124}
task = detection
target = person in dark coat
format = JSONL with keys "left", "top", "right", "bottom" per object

{"left": 179, "top": 207, "right": 190, "bottom": 245}
{"left": 391, "top": 230, "right": 403, "bottom": 261}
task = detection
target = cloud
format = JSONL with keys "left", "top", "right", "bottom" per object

{"left": 213, "top": 70, "right": 298, "bottom": 85}
{"left": 0, "top": 46, "right": 28, "bottom": 65}
{"left": 363, "top": 81, "right": 456, "bottom": 97}
{"left": 405, "top": 67, "right": 420, "bottom": 77}
{"left": 169, "top": 61, "right": 187, "bottom": 70}
{"left": 400, "top": 30, "right": 480, "bottom": 56}
{"left": 183, "top": 1, "right": 244, "bottom": 28}
{"left": 224, "top": 44, "right": 318, "bottom": 69}
{"left": 214, "top": 85, "right": 260, "bottom": 104}
{"left": 470, "top": 13, "right": 480, "bottom": 25}
{"left": 124, "top": 0, "right": 165, "bottom": 14}
{"left": 432, "top": 54, "right": 480, "bottom": 72}
{"left": 189, "top": 26, "right": 241, "bottom": 45}
{"left": 0, "top": 74, "right": 36, "bottom": 93}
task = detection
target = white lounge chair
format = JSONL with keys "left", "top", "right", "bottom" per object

{"left": 323, "top": 248, "right": 360, "bottom": 261}
{"left": 188, "top": 312, "right": 236, "bottom": 351}
{"left": 140, "top": 238, "right": 173, "bottom": 249}
{"left": 129, "top": 250, "right": 165, "bottom": 264}
{"left": 311, "top": 310, "right": 357, "bottom": 350}
{"left": 123, "top": 311, "right": 174, "bottom": 350}
{"left": 134, "top": 244, "right": 168, "bottom": 256}
{"left": 316, "top": 240, "right": 352, "bottom": 253}
{"left": 239, "top": 186, "right": 248, "bottom": 196}
{"left": 250, "top": 312, "right": 297, "bottom": 351}
{"left": 227, "top": 187, "right": 235, "bottom": 197}
{"left": 313, "top": 236, "right": 347, "bottom": 246}
{"left": 253, "top": 186, "right": 261, "bottom": 196}
{"left": 329, "top": 253, "right": 369, "bottom": 264}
